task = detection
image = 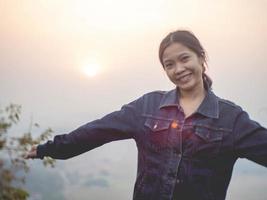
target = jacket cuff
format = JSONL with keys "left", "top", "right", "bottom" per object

{"left": 37, "top": 144, "right": 47, "bottom": 159}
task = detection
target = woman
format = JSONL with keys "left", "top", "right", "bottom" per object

{"left": 26, "top": 30, "right": 267, "bottom": 200}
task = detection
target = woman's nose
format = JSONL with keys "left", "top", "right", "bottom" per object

{"left": 174, "top": 62, "right": 185, "bottom": 74}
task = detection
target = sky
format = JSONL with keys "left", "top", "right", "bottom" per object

{"left": 1, "top": 0, "right": 267, "bottom": 199}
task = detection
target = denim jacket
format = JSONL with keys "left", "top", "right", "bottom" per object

{"left": 37, "top": 88, "right": 267, "bottom": 200}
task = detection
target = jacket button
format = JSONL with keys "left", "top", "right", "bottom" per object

{"left": 176, "top": 179, "right": 183, "bottom": 184}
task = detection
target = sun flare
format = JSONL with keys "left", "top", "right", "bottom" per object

{"left": 82, "top": 62, "right": 100, "bottom": 77}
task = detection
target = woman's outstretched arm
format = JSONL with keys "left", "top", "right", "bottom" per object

{"left": 234, "top": 108, "right": 267, "bottom": 167}
{"left": 25, "top": 96, "right": 144, "bottom": 160}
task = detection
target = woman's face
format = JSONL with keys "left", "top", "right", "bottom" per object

{"left": 162, "top": 42, "right": 204, "bottom": 93}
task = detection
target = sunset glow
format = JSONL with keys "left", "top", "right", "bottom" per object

{"left": 1, "top": 1, "right": 267, "bottom": 199}
{"left": 82, "top": 62, "right": 101, "bottom": 77}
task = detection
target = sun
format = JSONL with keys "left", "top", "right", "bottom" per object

{"left": 82, "top": 62, "right": 100, "bottom": 77}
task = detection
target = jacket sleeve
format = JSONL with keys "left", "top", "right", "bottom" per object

{"left": 233, "top": 109, "right": 267, "bottom": 167}
{"left": 37, "top": 96, "right": 144, "bottom": 160}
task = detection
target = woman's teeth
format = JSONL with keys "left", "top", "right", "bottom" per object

{"left": 179, "top": 73, "right": 191, "bottom": 82}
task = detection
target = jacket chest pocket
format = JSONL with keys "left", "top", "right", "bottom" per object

{"left": 144, "top": 118, "right": 171, "bottom": 151}
{"left": 192, "top": 125, "right": 224, "bottom": 157}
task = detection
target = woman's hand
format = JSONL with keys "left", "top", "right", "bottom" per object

{"left": 24, "top": 145, "right": 38, "bottom": 159}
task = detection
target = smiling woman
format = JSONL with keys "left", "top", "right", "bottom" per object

{"left": 25, "top": 29, "right": 267, "bottom": 200}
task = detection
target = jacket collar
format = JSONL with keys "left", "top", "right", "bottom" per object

{"left": 159, "top": 87, "right": 219, "bottom": 119}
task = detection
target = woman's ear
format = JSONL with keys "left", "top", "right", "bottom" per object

{"left": 202, "top": 64, "right": 206, "bottom": 73}
{"left": 199, "top": 57, "right": 205, "bottom": 72}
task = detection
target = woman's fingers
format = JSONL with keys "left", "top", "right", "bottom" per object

{"left": 24, "top": 145, "right": 37, "bottom": 159}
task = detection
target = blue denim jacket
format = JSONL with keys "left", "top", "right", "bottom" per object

{"left": 37, "top": 88, "right": 267, "bottom": 200}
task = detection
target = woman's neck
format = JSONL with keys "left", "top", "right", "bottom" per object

{"left": 179, "top": 84, "right": 206, "bottom": 101}
{"left": 178, "top": 84, "right": 207, "bottom": 118}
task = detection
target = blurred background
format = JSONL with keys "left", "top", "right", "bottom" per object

{"left": 1, "top": 0, "right": 267, "bottom": 199}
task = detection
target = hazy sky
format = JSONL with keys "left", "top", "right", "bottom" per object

{"left": 1, "top": 0, "right": 267, "bottom": 199}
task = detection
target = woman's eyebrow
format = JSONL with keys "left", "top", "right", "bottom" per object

{"left": 163, "top": 52, "right": 190, "bottom": 63}
{"left": 177, "top": 52, "right": 190, "bottom": 58}
{"left": 163, "top": 59, "right": 172, "bottom": 64}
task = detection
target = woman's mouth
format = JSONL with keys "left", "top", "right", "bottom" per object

{"left": 177, "top": 73, "right": 192, "bottom": 83}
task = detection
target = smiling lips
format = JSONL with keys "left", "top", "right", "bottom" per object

{"left": 176, "top": 73, "right": 192, "bottom": 83}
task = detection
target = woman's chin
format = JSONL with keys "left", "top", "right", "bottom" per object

{"left": 176, "top": 82, "right": 194, "bottom": 92}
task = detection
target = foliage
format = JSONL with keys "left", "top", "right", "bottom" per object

{"left": 0, "top": 103, "right": 55, "bottom": 200}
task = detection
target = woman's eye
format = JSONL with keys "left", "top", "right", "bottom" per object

{"left": 165, "top": 63, "right": 173, "bottom": 68}
{"left": 181, "top": 56, "right": 189, "bottom": 62}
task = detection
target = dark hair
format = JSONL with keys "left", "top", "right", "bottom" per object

{"left": 159, "top": 30, "right": 212, "bottom": 90}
